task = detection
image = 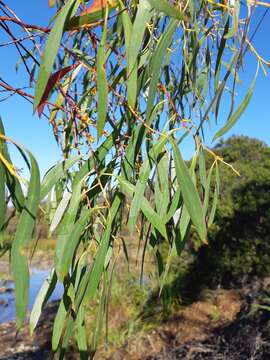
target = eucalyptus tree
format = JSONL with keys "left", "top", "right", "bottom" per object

{"left": 0, "top": 0, "right": 266, "bottom": 356}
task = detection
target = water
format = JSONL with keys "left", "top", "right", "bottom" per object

{"left": 0, "top": 268, "right": 63, "bottom": 324}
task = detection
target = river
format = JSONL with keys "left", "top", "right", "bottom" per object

{"left": 0, "top": 268, "right": 63, "bottom": 324}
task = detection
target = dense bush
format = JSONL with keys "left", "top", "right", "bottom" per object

{"left": 193, "top": 136, "right": 270, "bottom": 287}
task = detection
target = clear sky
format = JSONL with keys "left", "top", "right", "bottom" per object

{"left": 0, "top": 1, "right": 270, "bottom": 178}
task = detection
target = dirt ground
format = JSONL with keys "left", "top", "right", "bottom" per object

{"left": 0, "top": 243, "right": 269, "bottom": 360}
{"left": 106, "top": 289, "right": 242, "bottom": 360}
{"left": 0, "top": 301, "right": 58, "bottom": 360}
{"left": 0, "top": 284, "right": 269, "bottom": 360}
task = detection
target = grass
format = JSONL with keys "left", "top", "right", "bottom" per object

{"left": 81, "top": 237, "right": 195, "bottom": 358}
{"left": 35, "top": 238, "right": 56, "bottom": 252}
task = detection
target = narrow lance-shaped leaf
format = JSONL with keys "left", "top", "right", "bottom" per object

{"left": 41, "top": 155, "right": 81, "bottom": 200}
{"left": 58, "top": 207, "right": 95, "bottom": 280}
{"left": 49, "top": 192, "right": 72, "bottom": 234}
{"left": 148, "top": 0, "right": 187, "bottom": 20}
{"left": 170, "top": 139, "right": 207, "bottom": 242}
{"left": 52, "top": 296, "right": 69, "bottom": 351}
{"left": 128, "top": 136, "right": 167, "bottom": 232}
{"left": 82, "top": 194, "right": 121, "bottom": 303}
{"left": 203, "top": 163, "right": 215, "bottom": 217}
{"left": 214, "top": 18, "right": 230, "bottom": 92}
{"left": 49, "top": 64, "right": 82, "bottom": 124}
{"left": 164, "top": 187, "right": 181, "bottom": 223}
{"left": 91, "top": 278, "right": 106, "bottom": 352}
{"left": 54, "top": 178, "right": 84, "bottom": 279}
{"left": 97, "top": 6, "right": 109, "bottom": 139}
{"left": 36, "top": 63, "right": 78, "bottom": 117}
{"left": 160, "top": 204, "right": 190, "bottom": 293}
{"left": 127, "top": 0, "right": 152, "bottom": 108}
{"left": 75, "top": 307, "right": 88, "bottom": 354}
{"left": 146, "top": 20, "right": 178, "bottom": 122}
{"left": 119, "top": 177, "right": 168, "bottom": 239}
{"left": 0, "top": 118, "right": 6, "bottom": 243}
{"left": 213, "top": 66, "right": 258, "bottom": 141}
{"left": 155, "top": 152, "right": 170, "bottom": 217}
{"left": 34, "top": 0, "right": 80, "bottom": 109}
{"left": 65, "top": 0, "right": 117, "bottom": 31}
{"left": 11, "top": 150, "right": 40, "bottom": 327}
{"left": 207, "top": 163, "right": 220, "bottom": 227}
{"left": 198, "top": 148, "right": 207, "bottom": 191}
{"left": 0, "top": 119, "right": 24, "bottom": 211}
{"left": 30, "top": 269, "right": 57, "bottom": 334}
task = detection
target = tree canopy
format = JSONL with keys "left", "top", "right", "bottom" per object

{"left": 0, "top": 0, "right": 268, "bottom": 356}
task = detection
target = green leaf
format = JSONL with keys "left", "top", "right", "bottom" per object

{"left": 119, "top": 177, "right": 167, "bottom": 239}
{"left": 208, "top": 186, "right": 218, "bottom": 228}
{"left": 171, "top": 139, "right": 207, "bottom": 242}
{"left": 30, "top": 269, "right": 57, "bottom": 334}
{"left": 148, "top": 0, "right": 186, "bottom": 20}
{"left": 213, "top": 67, "right": 258, "bottom": 141}
{"left": 83, "top": 194, "right": 121, "bottom": 303}
{"left": 97, "top": 9, "right": 109, "bottom": 139}
{"left": 127, "top": 0, "right": 152, "bottom": 108}
{"left": 41, "top": 156, "right": 80, "bottom": 199}
{"left": 75, "top": 307, "right": 88, "bottom": 355}
{"left": 214, "top": 18, "right": 230, "bottom": 92}
{"left": 179, "top": 205, "right": 190, "bottom": 242}
{"left": 164, "top": 187, "right": 181, "bottom": 223}
{"left": 55, "top": 178, "right": 84, "bottom": 280}
{"left": 198, "top": 148, "right": 207, "bottom": 191}
{"left": 146, "top": 20, "right": 177, "bottom": 122}
{"left": 0, "top": 118, "right": 6, "bottom": 239}
{"left": 0, "top": 119, "right": 24, "bottom": 212}
{"left": 203, "top": 164, "right": 214, "bottom": 217}
{"left": 91, "top": 279, "right": 106, "bottom": 352}
{"left": 49, "top": 192, "right": 72, "bottom": 234}
{"left": 65, "top": 2, "right": 116, "bottom": 31}
{"left": 11, "top": 150, "right": 40, "bottom": 327}
{"left": 207, "top": 164, "right": 220, "bottom": 227}
{"left": 128, "top": 136, "right": 167, "bottom": 231}
{"left": 52, "top": 297, "right": 69, "bottom": 351}
{"left": 155, "top": 152, "right": 170, "bottom": 217}
{"left": 58, "top": 207, "right": 94, "bottom": 280}
{"left": 34, "top": 0, "right": 79, "bottom": 109}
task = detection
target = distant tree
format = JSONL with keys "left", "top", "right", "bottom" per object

{"left": 194, "top": 136, "right": 270, "bottom": 287}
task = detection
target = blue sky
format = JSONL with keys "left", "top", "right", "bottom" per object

{"left": 0, "top": 1, "right": 270, "bottom": 178}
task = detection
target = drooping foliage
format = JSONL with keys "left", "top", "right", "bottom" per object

{"left": 0, "top": 0, "right": 267, "bottom": 356}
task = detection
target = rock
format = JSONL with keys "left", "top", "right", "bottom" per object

{"left": 0, "top": 286, "right": 13, "bottom": 294}
{"left": 0, "top": 299, "right": 8, "bottom": 307}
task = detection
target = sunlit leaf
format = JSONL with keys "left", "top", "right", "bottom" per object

{"left": 119, "top": 177, "right": 168, "bottom": 239}
{"left": 127, "top": 0, "right": 152, "bottom": 108}
{"left": 41, "top": 155, "right": 81, "bottom": 200}
{"left": 97, "top": 6, "right": 109, "bottom": 139}
{"left": 213, "top": 66, "right": 258, "bottom": 141}
{"left": 37, "top": 64, "right": 78, "bottom": 117}
{"left": 11, "top": 150, "right": 40, "bottom": 327}
{"left": 146, "top": 20, "right": 177, "bottom": 122}
{"left": 171, "top": 139, "right": 207, "bottom": 242}
{"left": 65, "top": 0, "right": 117, "bottom": 31}
{"left": 30, "top": 269, "right": 57, "bottom": 334}
{"left": 148, "top": 0, "right": 187, "bottom": 20}
{"left": 34, "top": 0, "right": 80, "bottom": 109}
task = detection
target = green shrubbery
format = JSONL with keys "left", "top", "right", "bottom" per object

{"left": 193, "top": 136, "right": 270, "bottom": 287}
